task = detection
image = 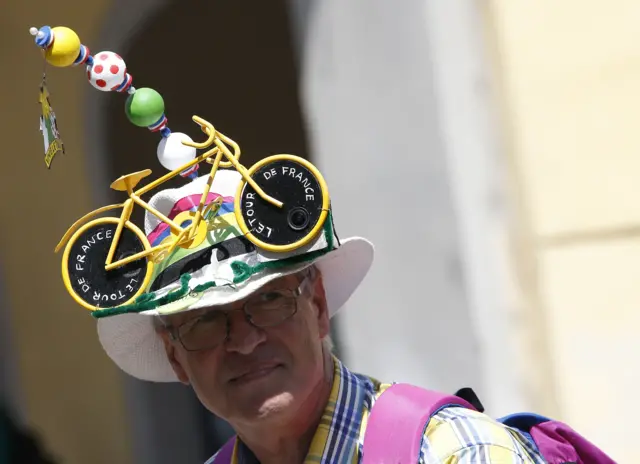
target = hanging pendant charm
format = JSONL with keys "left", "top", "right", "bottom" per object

{"left": 39, "top": 75, "right": 65, "bottom": 168}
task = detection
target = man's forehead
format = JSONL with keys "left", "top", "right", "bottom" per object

{"left": 159, "top": 272, "right": 302, "bottom": 326}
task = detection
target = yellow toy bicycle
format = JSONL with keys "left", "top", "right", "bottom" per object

{"left": 30, "top": 25, "right": 330, "bottom": 310}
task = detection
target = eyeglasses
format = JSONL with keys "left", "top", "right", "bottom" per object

{"left": 167, "top": 274, "right": 312, "bottom": 352}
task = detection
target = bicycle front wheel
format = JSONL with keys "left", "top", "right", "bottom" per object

{"left": 62, "top": 218, "right": 153, "bottom": 311}
{"left": 235, "top": 155, "right": 330, "bottom": 253}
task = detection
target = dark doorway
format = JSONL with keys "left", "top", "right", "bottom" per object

{"left": 102, "top": 0, "right": 310, "bottom": 462}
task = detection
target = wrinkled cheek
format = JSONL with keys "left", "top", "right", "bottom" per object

{"left": 183, "top": 351, "right": 220, "bottom": 384}
{"left": 191, "top": 375, "right": 226, "bottom": 414}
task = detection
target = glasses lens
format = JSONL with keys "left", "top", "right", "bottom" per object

{"left": 245, "top": 290, "right": 297, "bottom": 327}
{"left": 178, "top": 311, "right": 227, "bottom": 351}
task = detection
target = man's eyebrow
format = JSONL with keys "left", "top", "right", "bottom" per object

{"left": 161, "top": 310, "right": 202, "bottom": 327}
{"left": 257, "top": 278, "right": 298, "bottom": 292}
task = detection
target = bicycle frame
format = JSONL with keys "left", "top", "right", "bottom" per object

{"left": 102, "top": 116, "right": 283, "bottom": 272}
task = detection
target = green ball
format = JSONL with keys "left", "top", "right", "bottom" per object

{"left": 125, "top": 88, "right": 165, "bottom": 127}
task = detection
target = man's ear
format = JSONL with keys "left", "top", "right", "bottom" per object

{"left": 158, "top": 329, "right": 190, "bottom": 385}
{"left": 312, "top": 273, "right": 330, "bottom": 339}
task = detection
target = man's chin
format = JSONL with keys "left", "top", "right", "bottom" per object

{"left": 237, "top": 391, "right": 296, "bottom": 422}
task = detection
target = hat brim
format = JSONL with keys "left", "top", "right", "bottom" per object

{"left": 96, "top": 236, "right": 374, "bottom": 382}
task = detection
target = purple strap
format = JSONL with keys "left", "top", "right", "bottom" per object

{"left": 211, "top": 436, "right": 236, "bottom": 464}
{"left": 362, "top": 383, "right": 476, "bottom": 464}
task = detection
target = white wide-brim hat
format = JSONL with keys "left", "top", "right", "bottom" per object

{"left": 92, "top": 169, "right": 374, "bottom": 382}
{"left": 96, "top": 237, "right": 372, "bottom": 382}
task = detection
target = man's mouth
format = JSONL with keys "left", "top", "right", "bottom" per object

{"left": 229, "top": 362, "right": 282, "bottom": 384}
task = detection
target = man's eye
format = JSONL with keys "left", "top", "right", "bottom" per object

{"left": 260, "top": 291, "right": 285, "bottom": 302}
{"left": 201, "top": 311, "right": 221, "bottom": 322}
{"left": 179, "top": 318, "right": 201, "bottom": 335}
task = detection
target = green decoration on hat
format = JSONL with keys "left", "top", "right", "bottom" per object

{"left": 125, "top": 88, "right": 165, "bottom": 127}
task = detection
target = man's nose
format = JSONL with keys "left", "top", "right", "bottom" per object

{"left": 224, "top": 310, "right": 266, "bottom": 354}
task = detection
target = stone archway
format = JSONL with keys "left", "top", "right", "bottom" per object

{"left": 86, "top": 0, "right": 310, "bottom": 462}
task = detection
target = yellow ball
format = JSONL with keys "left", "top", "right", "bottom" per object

{"left": 44, "top": 26, "right": 81, "bottom": 67}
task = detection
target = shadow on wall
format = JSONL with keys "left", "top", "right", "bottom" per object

{"left": 94, "top": 0, "right": 320, "bottom": 460}
{"left": 0, "top": 404, "right": 58, "bottom": 464}
{"left": 105, "top": 0, "right": 311, "bottom": 228}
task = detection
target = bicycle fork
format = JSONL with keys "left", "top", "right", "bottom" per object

{"left": 105, "top": 199, "right": 135, "bottom": 269}
{"left": 212, "top": 136, "right": 284, "bottom": 209}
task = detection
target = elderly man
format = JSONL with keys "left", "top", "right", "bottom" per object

{"left": 83, "top": 162, "right": 546, "bottom": 464}
{"left": 159, "top": 264, "right": 547, "bottom": 464}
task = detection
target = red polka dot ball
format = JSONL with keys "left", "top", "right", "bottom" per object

{"left": 87, "top": 51, "right": 127, "bottom": 91}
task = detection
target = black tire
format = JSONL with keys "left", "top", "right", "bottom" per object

{"left": 62, "top": 218, "right": 152, "bottom": 310}
{"left": 236, "top": 155, "right": 330, "bottom": 252}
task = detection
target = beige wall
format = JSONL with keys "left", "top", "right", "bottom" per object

{"left": 0, "top": 3, "right": 133, "bottom": 464}
{"left": 487, "top": 1, "right": 640, "bottom": 461}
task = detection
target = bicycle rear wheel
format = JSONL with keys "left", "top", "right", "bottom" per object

{"left": 235, "top": 155, "right": 330, "bottom": 252}
{"left": 62, "top": 217, "right": 153, "bottom": 311}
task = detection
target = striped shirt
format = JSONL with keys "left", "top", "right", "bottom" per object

{"left": 206, "top": 356, "right": 545, "bottom": 463}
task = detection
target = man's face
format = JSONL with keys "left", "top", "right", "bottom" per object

{"left": 159, "top": 269, "right": 331, "bottom": 425}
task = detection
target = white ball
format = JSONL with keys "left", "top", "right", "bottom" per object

{"left": 157, "top": 132, "right": 197, "bottom": 171}
{"left": 87, "top": 51, "right": 127, "bottom": 91}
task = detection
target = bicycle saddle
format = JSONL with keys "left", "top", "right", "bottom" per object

{"left": 110, "top": 169, "right": 152, "bottom": 192}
